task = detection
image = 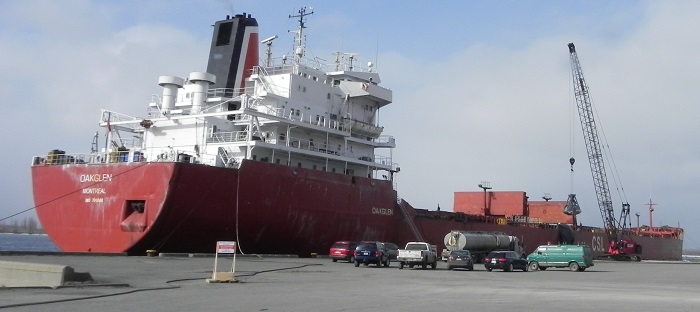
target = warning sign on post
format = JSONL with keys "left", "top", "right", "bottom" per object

{"left": 217, "top": 241, "right": 236, "bottom": 254}
{"left": 206, "top": 240, "right": 238, "bottom": 283}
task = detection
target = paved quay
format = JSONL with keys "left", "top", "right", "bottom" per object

{"left": 0, "top": 254, "right": 698, "bottom": 311}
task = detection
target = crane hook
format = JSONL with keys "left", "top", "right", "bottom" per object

{"left": 569, "top": 157, "right": 575, "bottom": 171}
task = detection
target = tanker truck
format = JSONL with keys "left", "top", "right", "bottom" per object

{"left": 442, "top": 231, "right": 524, "bottom": 263}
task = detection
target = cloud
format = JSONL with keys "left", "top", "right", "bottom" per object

{"left": 379, "top": 2, "right": 700, "bottom": 240}
{"left": 2, "top": 0, "right": 699, "bottom": 247}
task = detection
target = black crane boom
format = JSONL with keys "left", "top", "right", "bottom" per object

{"left": 567, "top": 43, "right": 640, "bottom": 259}
{"left": 567, "top": 43, "right": 617, "bottom": 233}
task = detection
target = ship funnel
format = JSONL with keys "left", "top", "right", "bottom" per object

{"left": 158, "top": 76, "right": 185, "bottom": 115}
{"left": 188, "top": 72, "right": 216, "bottom": 114}
{"left": 206, "top": 14, "right": 259, "bottom": 95}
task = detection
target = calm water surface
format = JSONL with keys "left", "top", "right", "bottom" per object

{"left": 0, "top": 233, "right": 61, "bottom": 252}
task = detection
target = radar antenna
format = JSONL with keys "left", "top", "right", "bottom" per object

{"left": 288, "top": 7, "right": 314, "bottom": 64}
{"left": 261, "top": 35, "right": 278, "bottom": 67}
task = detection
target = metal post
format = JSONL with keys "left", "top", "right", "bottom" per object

{"left": 478, "top": 182, "right": 492, "bottom": 215}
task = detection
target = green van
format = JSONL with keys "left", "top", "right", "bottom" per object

{"left": 527, "top": 244, "right": 594, "bottom": 272}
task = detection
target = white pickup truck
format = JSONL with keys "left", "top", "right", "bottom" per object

{"left": 397, "top": 242, "right": 438, "bottom": 269}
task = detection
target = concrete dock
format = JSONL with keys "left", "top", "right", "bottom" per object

{"left": 0, "top": 254, "right": 698, "bottom": 311}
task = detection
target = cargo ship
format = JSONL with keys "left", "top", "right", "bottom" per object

{"left": 30, "top": 9, "right": 683, "bottom": 259}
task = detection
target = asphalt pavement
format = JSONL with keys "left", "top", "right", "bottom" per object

{"left": 0, "top": 254, "right": 698, "bottom": 311}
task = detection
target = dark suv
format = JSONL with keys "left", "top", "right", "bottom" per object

{"left": 329, "top": 241, "right": 358, "bottom": 263}
{"left": 484, "top": 251, "right": 528, "bottom": 272}
{"left": 384, "top": 242, "right": 399, "bottom": 260}
{"left": 354, "top": 241, "right": 390, "bottom": 267}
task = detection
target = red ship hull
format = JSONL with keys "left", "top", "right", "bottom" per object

{"left": 403, "top": 208, "right": 683, "bottom": 260}
{"left": 32, "top": 160, "right": 399, "bottom": 255}
{"left": 32, "top": 161, "right": 683, "bottom": 259}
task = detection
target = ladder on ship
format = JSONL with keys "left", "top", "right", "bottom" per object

{"left": 218, "top": 147, "right": 238, "bottom": 168}
{"left": 398, "top": 199, "right": 424, "bottom": 242}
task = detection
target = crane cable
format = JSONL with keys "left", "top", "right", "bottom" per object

{"left": 568, "top": 70, "right": 576, "bottom": 194}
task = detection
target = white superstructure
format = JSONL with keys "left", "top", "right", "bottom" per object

{"left": 89, "top": 10, "right": 397, "bottom": 180}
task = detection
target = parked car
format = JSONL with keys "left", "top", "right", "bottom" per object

{"left": 354, "top": 241, "right": 390, "bottom": 267}
{"left": 447, "top": 250, "right": 474, "bottom": 271}
{"left": 384, "top": 242, "right": 399, "bottom": 260}
{"left": 527, "top": 244, "right": 594, "bottom": 272}
{"left": 483, "top": 251, "right": 528, "bottom": 272}
{"left": 329, "top": 241, "right": 358, "bottom": 263}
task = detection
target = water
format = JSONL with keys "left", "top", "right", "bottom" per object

{"left": 0, "top": 233, "right": 61, "bottom": 252}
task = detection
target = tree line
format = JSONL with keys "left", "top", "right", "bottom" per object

{"left": 0, "top": 217, "right": 44, "bottom": 234}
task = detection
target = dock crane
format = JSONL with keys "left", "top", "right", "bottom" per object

{"left": 567, "top": 43, "right": 641, "bottom": 261}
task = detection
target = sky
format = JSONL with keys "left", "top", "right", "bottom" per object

{"left": 1, "top": 1, "right": 698, "bottom": 251}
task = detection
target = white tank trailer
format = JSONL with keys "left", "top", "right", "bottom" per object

{"left": 443, "top": 231, "right": 524, "bottom": 263}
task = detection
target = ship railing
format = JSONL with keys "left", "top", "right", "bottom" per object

{"left": 251, "top": 66, "right": 282, "bottom": 95}
{"left": 256, "top": 58, "right": 330, "bottom": 74}
{"left": 273, "top": 109, "right": 389, "bottom": 138}
{"left": 207, "top": 131, "right": 249, "bottom": 143}
{"left": 256, "top": 54, "right": 375, "bottom": 76}
{"left": 628, "top": 226, "right": 683, "bottom": 239}
{"left": 207, "top": 88, "right": 241, "bottom": 98}
{"left": 101, "top": 110, "right": 139, "bottom": 124}
{"left": 254, "top": 63, "right": 296, "bottom": 76}
{"left": 373, "top": 155, "right": 392, "bottom": 166}
{"left": 284, "top": 136, "right": 391, "bottom": 165}
{"left": 288, "top": 137, "right": 323, "bottom": 153}
{"left": 510, "top": 216, "right": 543, "bottom": 225}
{"left": 374, "top": 135, "right": 395, "bottom": 145}
{"left": 32, "top": 150, "right": 147, "bottom": 166}
{"left": 112, "top": 137, "right": 143, "bottom": 149}
{"left": 145, "top": 88, "right": 254, "bottom": 118}
{"left": 280, "top": 109, "right": 352, "bottom": 133}
{"left": 100, "top": 109, "right": 141, "bottom": 131}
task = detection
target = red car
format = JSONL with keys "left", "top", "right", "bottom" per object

{"left": 329, "top": 241, "right": 358, "bottom": 263}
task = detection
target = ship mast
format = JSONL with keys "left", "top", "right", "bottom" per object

{"left": 288, "top": 6, "right": 313, "bottom": 64}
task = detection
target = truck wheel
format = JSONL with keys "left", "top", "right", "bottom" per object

{"left": 354, "top": 261, "right": 360, "bottom": 267}
{"left": 399, "top": 262, "right": 404, "bottom": 269}
{"left": 529, "top": 261, "right": 539, "bottom": 271}
{"left": 569, "top": 262, "right": 580, "bottom": 272}
{"left": 422, "top": 260, "right": 427, "bottom": 270}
